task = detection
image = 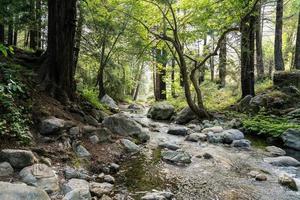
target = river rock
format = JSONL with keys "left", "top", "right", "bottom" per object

{"left": 0, "top": 149, "right": 36, "bottom": 169}
{"left": 147, "top": 102, "right": 175, "bottom": 120}
{"left": 69, "top": 127, "right": 80, "bottom": 137}
{"left": 173, "top": 107, "right": 196, "bottom": 124}
{"left": 221, "top": 129, "right": 245, "bottom": 144}
{"left": 19, "top": 164, "right": 59, "bottom": 193}
{"left": 0, "top": 162, "right": 14, "bottom": 176}
{"left": 264, "top": 156, "right": 300, "bottom": 167}
{"left": 75, "top": 145, "right": 91, "bottom": 158}
{"left": 167, "top": 126, "right": 189, "bottom": 136}
{"left": 231, "top": 139, "right": 251, "bottom": 149}
{"left": 185, "top": 133, "right": 206, "bottom": 142}
{"left": 63, "top": 188, "right": 92, "bottom": 200}
{"left": 103, "top": 114, "right": 149, "bottom": 142}
{"left": 141, "top": 191, "right": 174, "bottom": 200}
{"left": 109, "top": 163, "right": 120, "bottom": 173}
{"left": 207, "top": 132, "right": 223, "bottom": 143}
{"left": 278, "top": 173, "right": 298, "bottom": 191}
{"left": 265, "top": 146, "right": 286, "bottom": 157}
{"left": 89, "top": 182, "right": 114, "bottom": 197}
{"left": 158, "top": 142, "right": 180, "bottom": 150}
{"left": 202, "top": 126, "right": 223, "bottom": 133}
{"left": 89, "top": 135, "right": 99, "bottom": 144}
{"left": 161, "top": 150, "right": 191, "bottom": 165}
{"left": 281, "top": 129, "right": 300, "bottom": 151}
{"left": 255, "top": 174, "right": 267, "bottom": 181}
{"left": 101, "top": 94, "right": 119, "bottom": 112}
{"left": 104, "top": 175, "right": 115, "bottom": 184}
{"left": 40, "top": 117, "right": 65, "bottom": 135}
{"left": 0, "top": 181, "right": 50, "bottom": 200}
{"left": 64, "top": 167, "right": 90, "bottom": 180}
{"left": 120, "top": 139, "right": 140, "bottom": 153}
{"left": 63, "top": 179, "right": 90, "bottom": 194}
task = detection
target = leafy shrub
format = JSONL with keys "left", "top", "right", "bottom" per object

{"left": 79, "top": 86, "right": 108, "bottom": 111}
{"left": 0, "top": 63, "right": 32, "bottom": 144}
{"left": 242, "top": 115, "right": 300, "bottom": 137}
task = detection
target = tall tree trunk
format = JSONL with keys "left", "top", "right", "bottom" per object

{"left": 155, "top": 48, "right": 167, "bottom": 101}
{"left": 133, "top": 64, "right": 145, "bottom": 101}
{"left": 13, "top": 29, "right": 17, "bottom": 46}
{"left": 171, "top": 58, "right": 176, "bottom": 98}
{"left": 98, "top": 66, "right": 106, "bottom": 99}
{"left": 8, "top": 24, "right": 13, "bottom": 46}
{"left": 274, "top": 0, "right": 284, "bottom": 71}
{"left": 210, "top": 33, "right": 215, "bottom": 81}
{"left": 0, "top": 24, "right": 4, "bottom": 43}
{"left": 40, "top": 0, "right": 77, "bottom": 102}
{"left": 219, "top": 37, "right": 227, "bottom": 88}
{"left": 241, "top": 14, "right": 256, "bottom": 98}
{"left": 295, "top": 12, "right": 300, "bottom": 69}
{"left": 255, "top": 0, "right": 264, "bottom": 79}
{"left": 74, "top": 1, "right": 83, "bottom": 70}
{"left": 36, "top": 0, "right": 42, "bottom": 49}
{"left": 29, "top": 0, "right": 37, "bottom": 49}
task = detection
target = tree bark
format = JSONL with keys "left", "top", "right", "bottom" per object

{"left": 133, "top": 63, "right": 145, "bottom": 101}
{"left": 29, "top": 0, "right": 37, "bottom": 49}
{"left": 155, "top": 48, "right": 167, "bottom": 101}
{"left": 255, "top": 0, "right": 264, "bottom": 79}
{"left": 241, "top": 14, "right": 256, "bottom": 98}
{"left": 40, "top": 0, "right": 77, "bottom": 102}
{"left": 36, "top": 0, "right": 42, "bottom": 49}
{"left": 219, "top": 37, "right": 227, "bottom": 88}
{"left": 274, "top": 0, "right": 284, "bottom": 71}
{"left": 13, "top": 29, "right": 17, "bottom": 46}
{"left": 295, "top": 12, "right": 300, "bottom": 69}
{"left": 8, "top": 24, "right": 13, "bottom": 46}
{"left": 210, "top": 33, "right": 215, "bottom": 81}
{"left": 171, "top": 58, "right": 176, "bottom": 98}
{"left": 0, "top": 24, "right": 4, "bottom": 44}
{"left": 74, "top": 1, "right": 83, "bottom": 70}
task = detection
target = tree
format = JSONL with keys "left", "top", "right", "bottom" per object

{"left": 255, "top": 0, "right": 264, "bottom": 79}
{"left": 154, "top": 47, "right": 167, "bottom": 101}
{"left": 295, "top": 11, "right": 300, "bottom": 69}
{"left": 274, "top": 0, "right": 285, "bottom": 71}
{"left": 39, "top": 0, "right": 77, "bottom": 102}
{"left": 241, "top": 13, "right": 255, "bottom": 97}
{"left": 218, "top": 37, "right": 227, "bottom": 88}
{"left": 0, "top": 24, "right": 4, "bottom": 44}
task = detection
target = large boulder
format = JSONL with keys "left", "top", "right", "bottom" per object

{"left": 167, "top": 126, "right": 189, "bottom": 136}
{"left": 63, "top": 188, "right": 92, "bottom": 200}
{"left": 19, "top": 164, "right": 59, "bottom": 193}
{"left": 147, "top": 102, "right": 175, "bottom": 120}
{"left": 40, "top": 117, "right": 66, "bottom": 135}
{"left": 220, "top": 129, "right": 245, "bottom": 144}
{"left": 103, "top": 114, "right": 149, "bottom": 142}
{"left": 101, "top": 94, "right": 119, "bottom": 112}
{"left": 173, "top": 107, "right": 196, "bottom": 124}
{"left": 89, "top": 182, "right": 114, "bottom": 197}
{"left": 0, "top": 182, "right": 50, "bottom": 200}
{"left": 231, "top": 139, "right": 251, "bottom": 149}
{"left": 0, "top": 162, "right": 14, "bottom": 176}
{"left": 273, "top": 70, "right": 300, "bottom": 90}
{"left": 62, "top": 179, "right": 90, "bottom": 195}
{"left": 161, "top": 150, "right": 191, "bottom": 165}
{"left": 120, "top": 139, "right": 140, "bottom": 153}
{"left": 264, "top": 156, "right": 300, "bottom": 167}
{"left": 265, "top": 146, "right": 286, "bottom": 157}
{"left": 281, "top": 129, "right": 300, "bottom": 150}
{"left": 0, "top": 149, "right": 36, "bottom": 169}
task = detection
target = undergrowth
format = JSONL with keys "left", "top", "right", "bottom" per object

{"left": 0, "top": 62, "right": 32, "bottom": 144}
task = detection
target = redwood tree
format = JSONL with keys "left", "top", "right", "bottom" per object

{"left": 40, "top": 0, "right": 77, "bottom": 102}
{"left": 274, "top": 0, "right": 284, "bottom": 71}
{"left": 295, "top": 11, "right": 300, "bottom": 69}
{"left": 241, "top": 13, "right": 256, "bottom": 98}
{"left": 255, "top": 0, "right": 264, "bottom": 79}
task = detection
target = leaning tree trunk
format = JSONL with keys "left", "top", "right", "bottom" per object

{"left": 274, "top": 0, "right": 285, "bottom": 71}
{"left": 155, "top": 48, "right": 167, "bottom": 101}
{"left": 0, "top": 24, "right": 4, "bottom": 44}
{"left": 171, "top": 58, "right": 176, "bottom": 98}
{"left": 210, "top": 33, "right": 215, "bottom": 82}
{"left": 219, "top": 37, "right": 227, "bottom": 88}
{"left": 241, "top": 14, "right": 256, "bottom": 98}
{"left": 255, "top": 0, "right": 264, "bottom": 79}
{"left": 295, "top": 12, "right": 300, "bottom": 69}
{"left": 40, "top": 0, "right": 77, "bottom": 102}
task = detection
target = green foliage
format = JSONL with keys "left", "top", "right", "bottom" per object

{"left": 79, "top": 86, "right": 108, "bottom": 111}
{"left": 0, "top": 63, "right": 32, "bottom": 144}
{"left": 242, "top": 115, "right": 300, "bottom": 137}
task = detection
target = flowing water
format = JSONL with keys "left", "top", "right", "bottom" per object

{"left": 116, "top": 108, "right": 300, "bottom": 200}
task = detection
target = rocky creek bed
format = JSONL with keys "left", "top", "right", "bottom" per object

{"left": 0, "top": 105, "right": 300, "bottom": 200}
